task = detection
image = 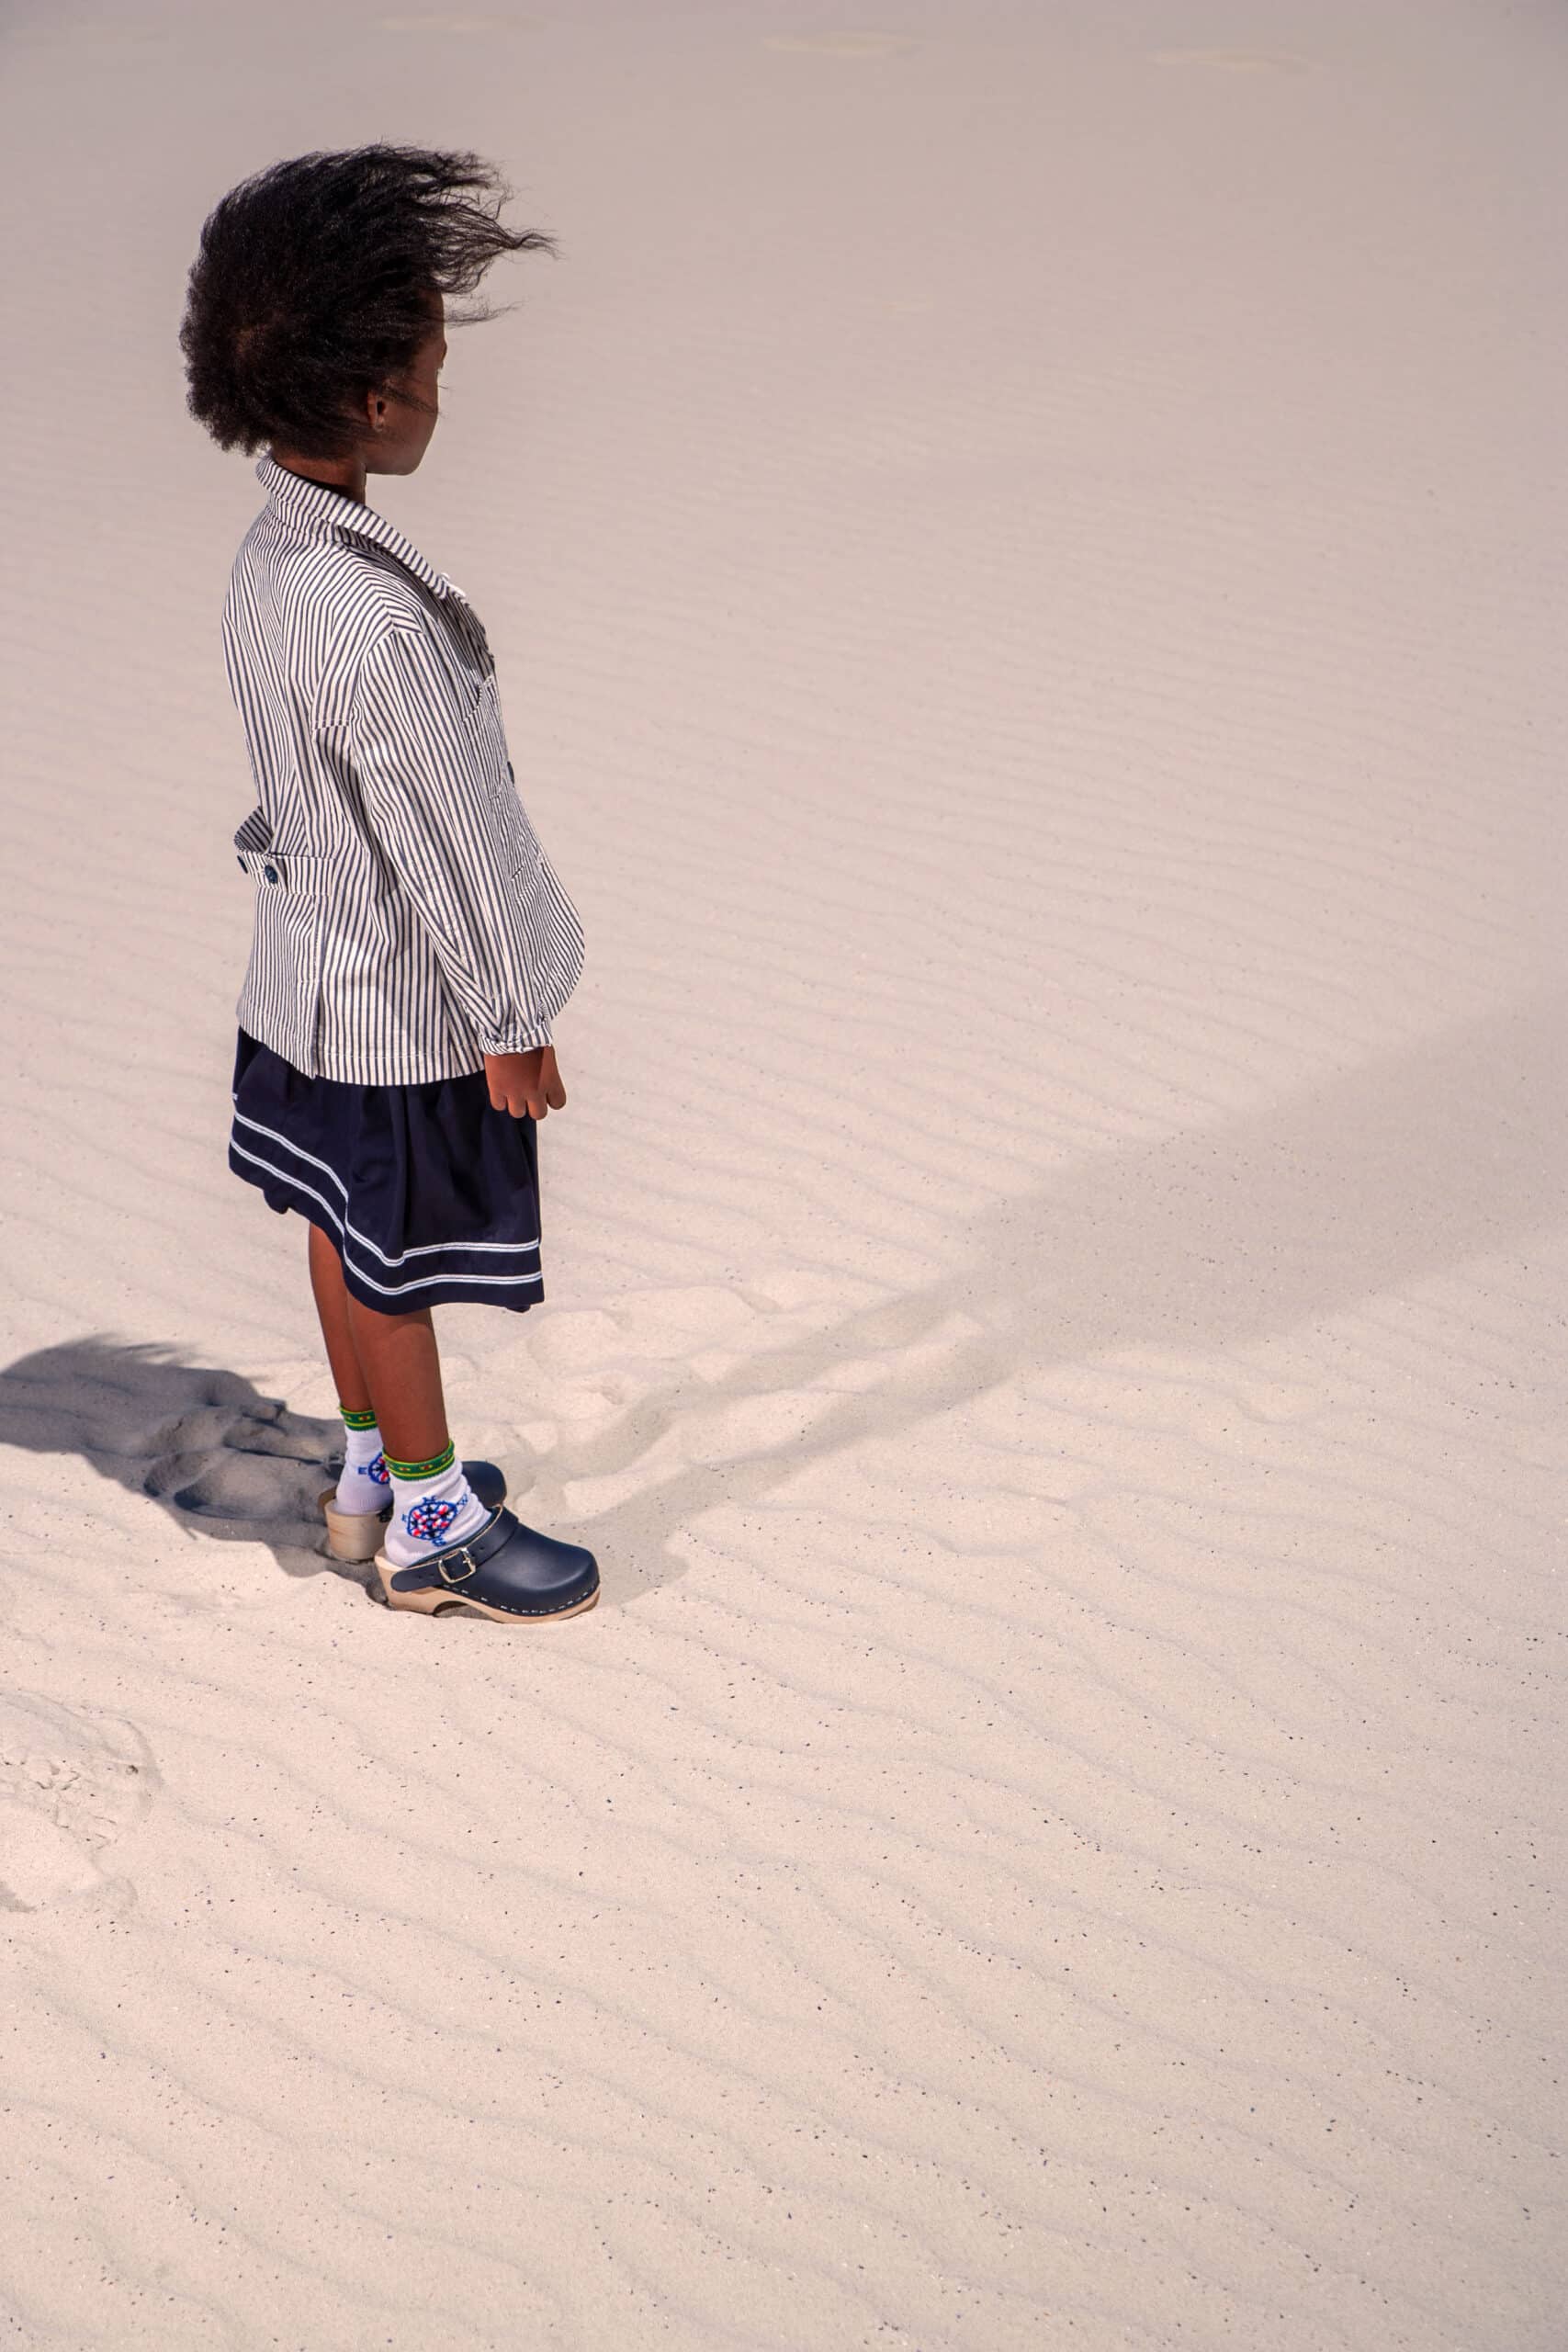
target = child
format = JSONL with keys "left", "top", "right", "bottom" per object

{"left": 181, "top": 145, "right": 598, "bottom": 1623}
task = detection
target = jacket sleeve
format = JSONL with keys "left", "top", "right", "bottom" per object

{"left": 345, "top": 621, "right": 555, "bottom": 1056}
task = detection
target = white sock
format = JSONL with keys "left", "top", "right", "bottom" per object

{"left": 383, "top": 1449, "right": 489, "bottom": 1568}
{"left": 334, "top": 1416, "right": 389, "bottom": 1516}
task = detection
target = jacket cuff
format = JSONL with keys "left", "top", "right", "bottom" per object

{"left": 479, "top": 1019, "right": 553, "bottom": 1057}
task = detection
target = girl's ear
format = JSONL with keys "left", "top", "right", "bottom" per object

{"left": 367, "top": 387, "right": 389, "bottom": 434}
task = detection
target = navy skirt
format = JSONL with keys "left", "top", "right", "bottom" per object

{"left": 229, "top": 1029, "right": 544, "bottom": 1313}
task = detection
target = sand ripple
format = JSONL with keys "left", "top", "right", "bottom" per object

{"left": 1, "top": 0, "right": 1563, "bottom": 2345}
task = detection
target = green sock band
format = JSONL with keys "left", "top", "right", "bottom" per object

{"left": 385, "top": 1441, "right": 457, "bottom": 1483}
{"left": 339, "top": 1405, "right": 379, "bottom": 1432}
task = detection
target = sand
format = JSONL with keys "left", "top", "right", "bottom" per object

{"left": 2, "top": 1, "right": 1564, "bottom": 2345}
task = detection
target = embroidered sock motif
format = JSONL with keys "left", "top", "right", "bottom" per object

{"left": 405, "top": 1493, "right": 463, "bottom": 1545}
{"left": 382, "top": 1442, "right": 489, "bottom": 1570}
{"left": 333, "top": 1406, "right": 389, "bottom": 1515}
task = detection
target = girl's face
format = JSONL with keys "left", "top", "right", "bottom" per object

{"left": 366, "top": 296, "right": 446, "bottom": 477}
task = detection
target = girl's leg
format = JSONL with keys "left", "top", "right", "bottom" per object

{"left": 308, "top": 1225, "right": 488, "bottom": 1568}
{"left": 343, "top": 1295, "right": 452, "bottom": 1464}
{"left": 307, "top": 1223, "right": 374, "bottom": 1414}
{"left": 306, "top": 1223, "right": 452, "bottom": 1461}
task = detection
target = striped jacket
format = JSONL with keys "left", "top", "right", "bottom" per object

{"left": 221, "top": 457, "right": 585, "bottom": 1084}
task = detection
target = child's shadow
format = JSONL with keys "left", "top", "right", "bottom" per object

{"left": 0, "top": 1340, "right": 348, "bottom": 1581}
{"left": 3, "top": 992, "right": 1562, "bottom": 1606}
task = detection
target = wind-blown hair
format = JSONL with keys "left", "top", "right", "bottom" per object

{"left": 180, "top": 145, "right": 552, "bottom": 457}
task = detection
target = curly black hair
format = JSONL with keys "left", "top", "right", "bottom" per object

{"left": 180, "top": 145, "right": 553, "bottom": 457}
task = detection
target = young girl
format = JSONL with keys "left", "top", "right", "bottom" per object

{"left": 181, "top": 145, "right": 598, "bottom": 1623}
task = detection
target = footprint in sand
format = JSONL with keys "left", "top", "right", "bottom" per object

{"left": 134, "top": 1389, "right": 335, "bottom": 1535}
{"left": 0, "top": 1693, "right": 156, "bottom": 1914}
{"left": 764, "top": 31, "right": 918, "bottom": 60}
{"left": 0, "top": 1341, "right": 345, "bottom": 1556}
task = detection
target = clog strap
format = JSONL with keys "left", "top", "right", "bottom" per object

{"left": 386, "top": 1507, "right": 515, "bottom": 1593}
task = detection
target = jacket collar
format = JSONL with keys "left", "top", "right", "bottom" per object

{"left": 256, "top": 455, "right": 453, "bottom": 600}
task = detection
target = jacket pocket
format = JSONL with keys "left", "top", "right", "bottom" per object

{"left": 234, "top": 805, "right": 273, "bottom": 858}
{"left": 233, "top": 808, "right": 332, "bottom": 894}
{"left": 238, "top": 844, "right": 333, "bottom": 1071}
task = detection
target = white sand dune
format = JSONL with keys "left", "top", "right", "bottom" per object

{"left": 2, "top": 1, "right": 1564, "bottom": 2345}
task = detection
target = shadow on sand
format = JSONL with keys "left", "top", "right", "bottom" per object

{"left": 0, "top": 1341, "right": 351, "bottom": 1579}
{"left": 2, "top": 995, "right": 1562, "bottom": 1607}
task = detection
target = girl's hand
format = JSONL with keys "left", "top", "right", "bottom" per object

{"left": 484, "top": 1045, "right": 567, "bottom": 1120}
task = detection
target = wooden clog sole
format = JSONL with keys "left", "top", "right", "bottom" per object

{"left": 370, "top": 1551, "right": 598, "bottom": 1623}
{"left": 319, "top": 1487, "right": 389, "bottom": 1563}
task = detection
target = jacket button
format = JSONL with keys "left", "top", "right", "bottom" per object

{"left": 262, "top": 862, "right": 279, "bottom": 883}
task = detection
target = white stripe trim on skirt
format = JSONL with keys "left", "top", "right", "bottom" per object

{"left": 231, "top": 1105, "right": 541, "bottom": 1265}
{"left": 229, "top": 1137, "right": 545, "bottom": 1298}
